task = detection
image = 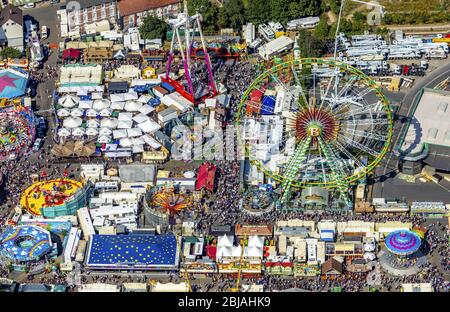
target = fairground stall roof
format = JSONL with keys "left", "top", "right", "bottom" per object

{"left": 385, "top": 230, "right": 422, "bottom": 256}
{"left": 85, "top": 234, "right": 179, "bottom": 270}
{"left": 0, "top": 68, "right": 28, "bottom": 99}
{"left": 0, "top": 225, "right": 52, "bottom": 262}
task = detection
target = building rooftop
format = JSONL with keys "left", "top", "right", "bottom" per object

{"left": 118, "top": 0, "right": 179, "bottom": 17}
{"left": 0, "top": 4, "right": 23, "bottom": 26}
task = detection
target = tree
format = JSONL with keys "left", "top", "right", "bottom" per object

{"left": 315, "top": 16, "right": 330, "bottom": 40}
{"left": 188, "top": 0, "right": 219, "bottom": 32}
{"left": 246, "top": 0, "right": 269, "bottom": 24}
{"left": 218, "top": 0, "right": 246, "bottom": 30}
{"left": 139, "top": 15, "right": 168, "bottom": 40}
{"left": 297, "top": 29, "right": 325, "bottom": 58}
{"left": 0, "top": 47, "right": 22, "bottom": 59}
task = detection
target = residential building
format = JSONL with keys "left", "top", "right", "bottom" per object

{"left": 118, "top": 0, "right": 180, "bottom": 31}
{"left": 0, "top": 4, "right": 23, "bottom": 52}
{"left": 66, "top": 0, "right": 118, "bottom": 34}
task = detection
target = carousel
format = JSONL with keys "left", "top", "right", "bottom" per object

{"left": 149, "top": 184, "right": 193, "bottom": 216}
{"left": 240, "top": 187, "right": 276, "bottom": 215}
{"left": 0, "top": 109, "right": 35, "bottom": 161}
{"left": 378, "top": 230, "right": 428, "bottom": 276}
{"left": 20, "top": 178, "right": 83, "bottom": 216}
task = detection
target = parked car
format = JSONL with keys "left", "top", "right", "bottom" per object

{"left": 24, "top": 2, "right": 35, "bottom": 9}
{"left": 32, "top": 138, "right": 43, "bottom": 152}
{"left": 50, "top": 0, "right": 60, "bottom": 4}
{"left": 41, "top": 25, "right": 48, "bottom": 39}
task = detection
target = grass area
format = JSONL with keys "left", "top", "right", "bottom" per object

{"left": 379, "top": 0, "right": 450, "bottom": 12}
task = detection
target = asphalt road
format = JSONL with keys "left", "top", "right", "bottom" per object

{"left": 372, "top": 58, "right": 450, "bottom": 201}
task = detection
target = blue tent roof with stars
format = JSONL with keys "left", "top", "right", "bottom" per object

{"left": 85, "top": 234, "right": 179, "bottom": 269}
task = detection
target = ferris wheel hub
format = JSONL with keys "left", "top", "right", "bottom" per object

{"left": 295, "top": 107, "right": 337, "bottom": 142}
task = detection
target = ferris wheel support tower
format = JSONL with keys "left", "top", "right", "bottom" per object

{"left": 165, "top": 3, "right": 217, "bottom": 103}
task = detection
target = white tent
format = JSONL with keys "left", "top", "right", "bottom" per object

{"left": 100, "top": 118, "right": 119, "bottom": 129}
{"left": 124, "top": 100, "right": 143, "bottom": 112}
{"left": 138, "top": 94, "right": 152, "bottom": 104}
{"left": 110, "top": 93, "right": 126, "bottom": 102}
{"left": 111, "top": 101, "right": 125, "bottom": 110}
{"left": 139, "top": 105, "right": 155, "bottom": 115}
{"left": 118, "top": 120, "right": 133, "bottom": 129}
{"left": 91, "top": 92, "right": 103, "bottom": 100}
{"left": 86, "top": 108, "right": 98, "bottom": 118}
{"left": 364, "top": 243, "right": 376, "bottom": 252}
{"left": 99, "top": 108, "right": 113, "bottom": 117}
{"left": 132, "top": 113, "right": 148, "bottom": 124}
{"left": 245, "top": 246, "right": 263, "bottom": 258}
{"left": 132, "top": 144, "right": 144, "bottom": 153}
{"left": 132, "top": 137, "right": 145, "bottom": 146}
{"left": 63, "top": 117, "right": 83, "bottom": 128}
{"left": 127, "top": 128, "right": 142, "bottom": 137}
{"left": 216, "top": 246, "right": 233, "bottom": 260}
{"left": 87, "top": 119, "right": 100, "bottom": 128}
{"left": 118, "top": 112, "right": 133, "bottom": 121}
{"left": 142, "top": 135, "right": 162, "bottom": 149}
{"left": 86, "top": 128, "right": 99, "bottom": 136}
{"left": 218, "top": 235, "right": 233, "bottom": 247}
{"left": 120, "top": 137, "right": 133, "bottom": 147}
{"left": 79, "top": 101, "right": 93, "bottom": 109}
{"left": 113, "top": 129, "right": 128, "bottom": 139}
{"left": 57, "top": 127, "right": 71, "bottom": 137}
{"left": 99, "top": 127, "right": 113, "bottom": 136}
{"left": 71, "top": 127, "right": 86, "bottom": 136}
{"left": 57, "top": 108, "right": 71, "bottom": 118}
{"left": 58, "top": 95, "right": 80, "bottom": 108}
{"left": 123, "top": 91, "right": 138, "bottom": 100}
{"left": 138, "top": 119, "right": 161, "bottom": 133}
{"left": 97, "top": 135, "right": 111, "bottom": 144}
{"left": 93, "top": 99, "right": 111, "bottom": 111}
{"left": 248, "top": 236, "right": 264, "bottom": 248}
{"left": 231, "top": 245, "right": 243, "bottom": 258}
{"left": 70, "top": 108, "right": 84, "bottom": 117}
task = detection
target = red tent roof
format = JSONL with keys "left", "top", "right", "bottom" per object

{"left": 206, "top": 245, "right": 217, "bottom": 259}
{"left": 196, "top": 163, "right": 217, "bottom": 192}
{"left": 62, "top": 48, "right": 80, "bottom": 60}
{"left": 250, "top": 89, "right": 263, "bottom": 102}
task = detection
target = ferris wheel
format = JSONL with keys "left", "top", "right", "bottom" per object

{"left": 236, "top": 58, "right": 393, "bottom": 208}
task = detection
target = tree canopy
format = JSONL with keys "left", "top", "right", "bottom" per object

{"left": 0, "top": 47, "right": 22, "bottom": 59}
{"left": 139, "top": 15, "right": 168, "bottom": 40}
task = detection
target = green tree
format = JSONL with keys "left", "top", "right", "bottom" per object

{"left": 246, "top": 0, "right": 269, "bottom": 24}
{"left": 219, "top": 0, "right": 246, "bottom": 30}
{"left": 315, "top": 16, "right": 330, "bottom": 40}
{"left": 188, "top": 0, "right": 219, "bottom": 32}
{"left": 297, "top": 29, "right": 325, "bottom": 58}
{"left": 0, "top": 47, "right": 22, "bottom": 59}
{"left": 139, "top": 15, "right": 168, "bottom": 40}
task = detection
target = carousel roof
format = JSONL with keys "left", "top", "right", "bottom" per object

{"left": 385, "top": 230, "right": 422, "bottom": 256}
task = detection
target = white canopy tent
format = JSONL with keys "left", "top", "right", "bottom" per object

{"left": 119, "top": 137, "right": 133, "bottom": 147}
{"left": 86, "top": 109, "right": 98, "bottom": 118}
{"left": 113, "top": 129, "right": 128, "bottom": 139}
{"left": 131, "top": 137, "right": 145, "bottom": 146}
{"left": 110, "top": 93, "right": 126, "bottom": 102}
{"left": 139, "top": 105, "right": 155, "bottom": 115}
{"left": 138, "top": 94, "right": 153, "bottom": 104}
{"left": 86, "top": 128, "right": 99, "bottom": 136}
{"left": 132, "top": 144, "right": 144, "bottom": 153}
{"left": 132, "top": 113, "right": 148, "bottom": 124}
{"left": 91, "top": 92, "right": 103, "bottom": 100}
{"left": 57, "top": 127, "right": 71, "bottom": 137}
{"left": 63, "top": 117, "right": 83, "bottom": 128}
{"left": 99, "top": 108, "right": 113, "bottom": 117}
{"left": 99, "top": 127, "right": 113, "bottom": 136}
{"left": 70, "top": 108, "right": 84, "bottom": 117}
{"left": 58, "top": 95, "right": 80, "bottom": 108}
{"left": 142, "top": 135, "right": 162, "bottom": 149}
{"left": 118, "top": 120, "right": 133, "bottom": 129}
{"left": 127, "top": 128, "right": 143, "bottom": 137}
{"left": 79, "top": 101, "right": 93, "bottom": 109}
{"left": 138, "top": 119, "right": 161, "bottom": 133}
{"left": 72, "top": 127, "right": 86, "bottom": 137}
{"left": 124, "top": 100, "right": 143, "bottom": 112}
{"left": 93, "top": 99, "right": 111, "bottom": 111}
{"left": 111, "top": 101, "right": 125, "bottom": 110}
{"left": 87, "top": 119, "right": 100, "bottom": 128}
{"left": 57, "top": 108, "right": 71, "bottom": 118}
{"left": 97, "top": 135, "right": 112, "bottom": 144}
{"left": 118, "top": 112, "right": 133, "bottom": 121}
{"left": 100, "top": 118, "right": 119, "bottom": 129}
{"left": 123, "top": 91, "right": 138, "bottom": 100}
